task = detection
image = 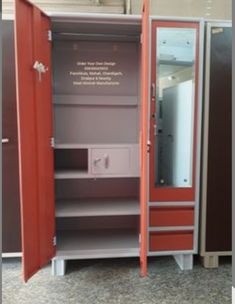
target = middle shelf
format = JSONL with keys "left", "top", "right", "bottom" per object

{"left": 54, "top": 144, "right": 140, "bottom": 179}
{"left": 56, "top": 197, "right": 140, "bottom": 218}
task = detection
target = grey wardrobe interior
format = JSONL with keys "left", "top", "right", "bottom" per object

{"left": 52, "top": 20, "right": 142, "bottom": 257}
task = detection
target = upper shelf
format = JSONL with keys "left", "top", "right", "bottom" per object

{"left": 53, "top": 95, "right": 139, "bottom": 106}
{"left": 54, "top": 143, "right": 139, "bottom": 149}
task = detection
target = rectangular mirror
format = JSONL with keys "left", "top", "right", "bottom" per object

{"left": 154, "top": 27, "right": 196, "bottom": 188}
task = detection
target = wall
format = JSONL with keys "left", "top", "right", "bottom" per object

{"left": 131, "top": 0, "right": 231, "bottom": 20}
{"left": 3, "top": 0, "right": 231, "bottom": 20}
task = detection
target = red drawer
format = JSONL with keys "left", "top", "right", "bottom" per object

{"left": 150, "top": 231, "right": 194, "bottom": 251}
{"left": 150, "top": 207, "right": 194, "bottom": 227}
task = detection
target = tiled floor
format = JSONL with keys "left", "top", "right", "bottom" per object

{"left": 2, "top": 256, "right": 231, "bottom": 304}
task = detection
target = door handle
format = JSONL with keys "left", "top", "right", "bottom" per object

{"left": 104, "top": 154, "right": 109, "bottom": 169}
{"left": 33, "top": 61, "right": 48, "bottom": 81}
{"left": 2, "top": 138, "right": 9, "bottom": 144}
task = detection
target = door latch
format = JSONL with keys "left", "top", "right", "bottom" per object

{"left": 33, "top": 61, "right": 48, "bottom": 81}
{"left": 151, "top": 83, "right": 156, "bottom": 99}
{"left": 154, "top": 124, "right": 157, "bottom": 136}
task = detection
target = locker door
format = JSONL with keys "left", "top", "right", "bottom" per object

{"left": 14, "top": 0, "right": 55, "bottom": 282}
{"left": 140, "top": 0, "right": 149, "bottom": 277}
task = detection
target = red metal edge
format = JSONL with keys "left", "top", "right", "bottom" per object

{"left": 14, "top": 0, "right": 38, "bottom": 282}
{"left": 149, "top": 20, "right": 200, "bottom": 202}
{"left": 14, "top": 0, "right": 55, "bottom": 282}
{"left": 140, "top": 0, "right": 150, "bottom": 277}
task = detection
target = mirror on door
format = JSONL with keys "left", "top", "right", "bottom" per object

{"left": 154, "top": 27, "right": 196, "bottom": 188}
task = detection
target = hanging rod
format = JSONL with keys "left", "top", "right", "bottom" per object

{"left": 54, "top": 32, "right": 140, "bottom": 39}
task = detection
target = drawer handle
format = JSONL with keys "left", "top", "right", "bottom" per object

{"left": 2, "top": 138, "right": 9, "bottom": 144}
{"left": 104, "top": 154, "right": 109, "bottom": 169}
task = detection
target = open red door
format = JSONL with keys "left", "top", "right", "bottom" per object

{"left": 140, "top": 0, "right": 149, "bottom": 277}
{"left": 14, "top": 0, "right": 55, "bottom": 282}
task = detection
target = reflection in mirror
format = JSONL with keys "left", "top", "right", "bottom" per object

{"left": 155, "top": 27, "right": 196, "bottom": 188}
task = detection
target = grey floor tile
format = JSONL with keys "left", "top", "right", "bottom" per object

{"left": 2, "top": 256, "right": 231, "bottom": 304}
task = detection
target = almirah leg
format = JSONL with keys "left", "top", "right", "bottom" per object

{"left": 201, "top": 255, "right": 219, "bottom": 268}
{"left": 51, "top": 259, "right": 67, "bottom": 276}
{"left": 173, "top": 254, "right": 193, "bottom": 270}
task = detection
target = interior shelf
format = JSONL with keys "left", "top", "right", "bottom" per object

{"left": 53, "top": 95, "right": 138, "bottom": 106}
{"left": 54, "top": 143, "right": 138, "bottom": 149}
{"left": 55, "top": 170, "right": 89, "bottom": 179}
{"left": 56, "top": 198, "right": 139, "bottom": 217}
{"left": 55, "top": 229, "right": 139, "bottom": 259}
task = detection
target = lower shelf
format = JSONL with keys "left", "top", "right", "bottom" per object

{"left": 56, "top": 198, "right": 139, "bottom": 217}
{"left": 55, "top": 229, "right": 139, "bottom": 260}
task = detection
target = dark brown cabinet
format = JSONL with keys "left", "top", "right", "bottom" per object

{"left": 2, "top": 20, "right": 21, "bottom": 255}
{"left": 200, "top": 22, "right": 232, "bottom": 267}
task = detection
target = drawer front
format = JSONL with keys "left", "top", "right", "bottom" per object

{"left": 150, "top": 231, "right": 194, "bottom": 251}
{"left": 150, "top": 207, "right": 194, "bottom": 227}
{"left": 91, "top": 148, "right": 130, "bottom": 175}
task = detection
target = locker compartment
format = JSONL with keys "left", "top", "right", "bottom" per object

{"left": 149, "top": 231, "right": 194, "bottom": 251}
{"left": 149, "top": 206, "right": 194, "bottom": 227}
{"left": 91, "top": 148, "right": 130, "bottom": 175}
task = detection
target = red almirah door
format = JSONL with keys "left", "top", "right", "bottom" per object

{"left": 149, "top": 21, "right": 200, "bottom": 202}
{"left": 140, "top": 0, "right": 149, "bottom": 277}
{"left": 14, "top": 0, "right": 55, "bottom": 282}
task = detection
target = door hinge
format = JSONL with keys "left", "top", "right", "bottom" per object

{"left": 139, "top": 234, "right": 141, "bottom": 243}
{"left": 147, "top": 140, "right": 151, "bottom": 153}
{"left": 140, "top": 33, "right": 143, "bottom": 44}
{"left": 48, "top": 30, "right": 52, "bottom": 41}
{"left": 53, "top": 236, "right": 56, "bottom": 246}
{"left": 50, "top": 137, "right": 55, "bottom": 148}
{"left": 151, "top": 83, "right": 156, "bottom": 99}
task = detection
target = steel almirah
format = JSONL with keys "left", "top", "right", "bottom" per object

{"left": 14, "top": 0, "right": 203, "bottom": 282}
